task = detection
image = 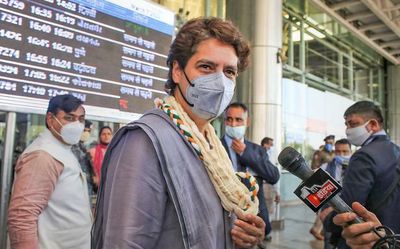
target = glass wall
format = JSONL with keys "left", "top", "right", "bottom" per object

{"left": 280, "top": 78, "right": 355, "bottom": 201}
{"left": 153, "top": 0, "right": 224, "bottom": 24}
{"left": 0, "top": 113, "right": 6, "bottom": 175}
{"left": 13, "top": 114, "right": 46, "bottom": 166}
{"left": 280, "top": 1, "right": 387, "bottom": 201}
{"left": 306, "top": 39, "right": 340, "bottom": 85}
{"left": 12, "top": 113, "right": 120, "bottom": 167}
{"left": 283, "top": 1, "right": 385, "bottom": 105}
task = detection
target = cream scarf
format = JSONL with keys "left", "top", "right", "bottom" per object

{"left": 156, "top": 96, "right": 259, "bottom": 216}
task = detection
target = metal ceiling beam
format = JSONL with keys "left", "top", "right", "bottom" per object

{"left": 331, "top": 0, "right": 361, "bottom": 11}
{"left": 359, "top": 22, "right": 386, "bottom": 31}
{"left": 345, "top": 11, "right": 375, "bottom": 22}
{"left": 380, "top": 40, "right": 400, "bottom": 48}
{"left": 390, "top": 48, "right": 400, "bottom": 55}
{"left": 360, "top": 0, "right": 400, "bottom": 38}
{"left": 309, "top": 0, "right": 400, "bottom": 65}
{"left": 382, "top": 4, "right": 400, "bottom": 12}
{"left": 369, "top": 31, "right": 397, "bottom": 40}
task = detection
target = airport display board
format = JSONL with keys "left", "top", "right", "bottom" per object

{"left": 0, "top": 0, "right": 173, "bottom": 116}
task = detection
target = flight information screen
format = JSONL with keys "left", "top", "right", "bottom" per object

{"left": 0, "top": 0, "right": 173, "bottom": 116}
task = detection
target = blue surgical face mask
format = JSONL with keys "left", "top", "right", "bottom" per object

{"left": 177, "top": 71, "right": 235, "bottom": 120}
{"left": 325, "top": 143, "right": 333, "bottom": 152}
{"left": 225, "top": 125, "right": 246, "bottom": 139}
{"left": 334, "top": 155, "right": 351, "bottom": 166}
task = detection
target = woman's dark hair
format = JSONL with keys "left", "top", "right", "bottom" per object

{"left": 165, "top": 17, "right": 251, "bottom": 94}
{"left": 98, "top": 126, "right": 112, "bottom": 137}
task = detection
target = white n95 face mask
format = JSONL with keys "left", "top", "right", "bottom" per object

{"left": 53, "top": 116, "right": 85, "bottom": 145}
{"left": 225, "top": 125, "right": 246, "bottom": 139}
{"left": 178, "top": 71, "right": 235, "bottom": 120}
{"left": 345, "top": 120, "right": 372, "bottom": 146}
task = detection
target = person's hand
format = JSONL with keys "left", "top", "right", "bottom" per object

{"left": 333, "top": 202, "right": 382, "bottom": 249}
{"left": 93, "top": 175, "right": 99, "bottom": 187}
{"left": 231, "top": 139, "right": 246, "bottom": 155}
{"left": 319, "top": 207, "right": 333, "bottom": 222}
{"left": 231, "top": 213, "right": 265, "bottom": 248}
{"left": 274, "top": 193, "right": 280, "bottom": 203}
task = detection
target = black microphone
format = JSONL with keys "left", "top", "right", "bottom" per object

{"left": 278, "top": 146, "right": 363, "bottom": 224}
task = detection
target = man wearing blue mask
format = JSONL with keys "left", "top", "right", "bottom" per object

{"left": 319, "top": 139, "right": 352, "bottom": 249}
{"left": 321, "top": 139, "right": 352, "bottom": 184}
{"left": 8, "top": 94, "right": 92, "bottom": 249}
{"left": 311, "top": 135, "right": 335, "bottom": 170}
{"left": 221, "top": 102, "right": 280, "bottom": 248}
{"left": 324, "top": 101, "right": 400, "bottom": 249}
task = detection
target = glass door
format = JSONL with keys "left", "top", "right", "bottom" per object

{"left": 0, "top": 112, "right": 7, "bottom": 178}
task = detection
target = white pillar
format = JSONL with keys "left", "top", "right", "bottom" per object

{"left": 388, "top": 65, "right": 400, "bottom": 145}
{"left": 250, "top": 0, "right": 282, "bottom": 154}
{"left": 250, "top": 0, "right": 283, "bottom": 223}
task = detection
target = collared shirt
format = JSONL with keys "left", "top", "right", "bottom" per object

{"left": 224, "top": 135, "right": 239, "bottom": 171}
{"left": 223, "top": 135, "right": 260, "bottom": 177}
{"left": 321, "top": 159, "right": 347, "bottom": 184}
{"left": 223, "top": 135, "right": 245, "bottom": 171}
{"left": 363, "top": 130, "right": 387, "bottom": 146}
{"left": 8, "top": 150, "right": 63, "bottom": 249}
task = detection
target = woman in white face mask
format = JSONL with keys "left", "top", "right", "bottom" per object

{"left": 92, "top": 17, "right": 266, "bottom": 249}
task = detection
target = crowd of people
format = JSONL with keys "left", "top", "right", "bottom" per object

{"left": 306, "top": 100, "right": 400, "bottom": 249}
{"left": 5, "top": 16, "right": 400, "bottom": 249}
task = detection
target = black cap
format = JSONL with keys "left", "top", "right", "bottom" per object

{"left": 324, "top": 135, "right": 335, "bottom": 142}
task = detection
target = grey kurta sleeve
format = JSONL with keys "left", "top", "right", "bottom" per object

{"left": 101, "top": 128, "right": 169, "bottom": 249}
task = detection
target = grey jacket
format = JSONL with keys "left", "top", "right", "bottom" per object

{"left": 92, "top": 109, "right": 235, "bottom": 249}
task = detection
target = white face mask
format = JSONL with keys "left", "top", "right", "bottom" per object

{"left": 225, "top": 125, "right": 246, "bottom": 139}
{"left": 53, "top": 115, "right": 85, "bottom": 145}
{"left": 346, "top": 120, "right": 372, "bottom": 146}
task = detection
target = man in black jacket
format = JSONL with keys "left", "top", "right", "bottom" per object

{"left": 221, "top": 102, "right": 280, "bottom": 248}
{"left": 325, "top": 101, "right": 400, "bottom": 248}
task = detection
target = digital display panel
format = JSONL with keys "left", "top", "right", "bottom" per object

{"left": 0, "top": 0, "right": 174, "bottom": 118}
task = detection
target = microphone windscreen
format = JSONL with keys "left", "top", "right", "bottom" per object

{"left": 278, "top": 146, "right": 313, "bottom": 180}
{"left": 278, "top": 146, "right": 300, "bottom": 170}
